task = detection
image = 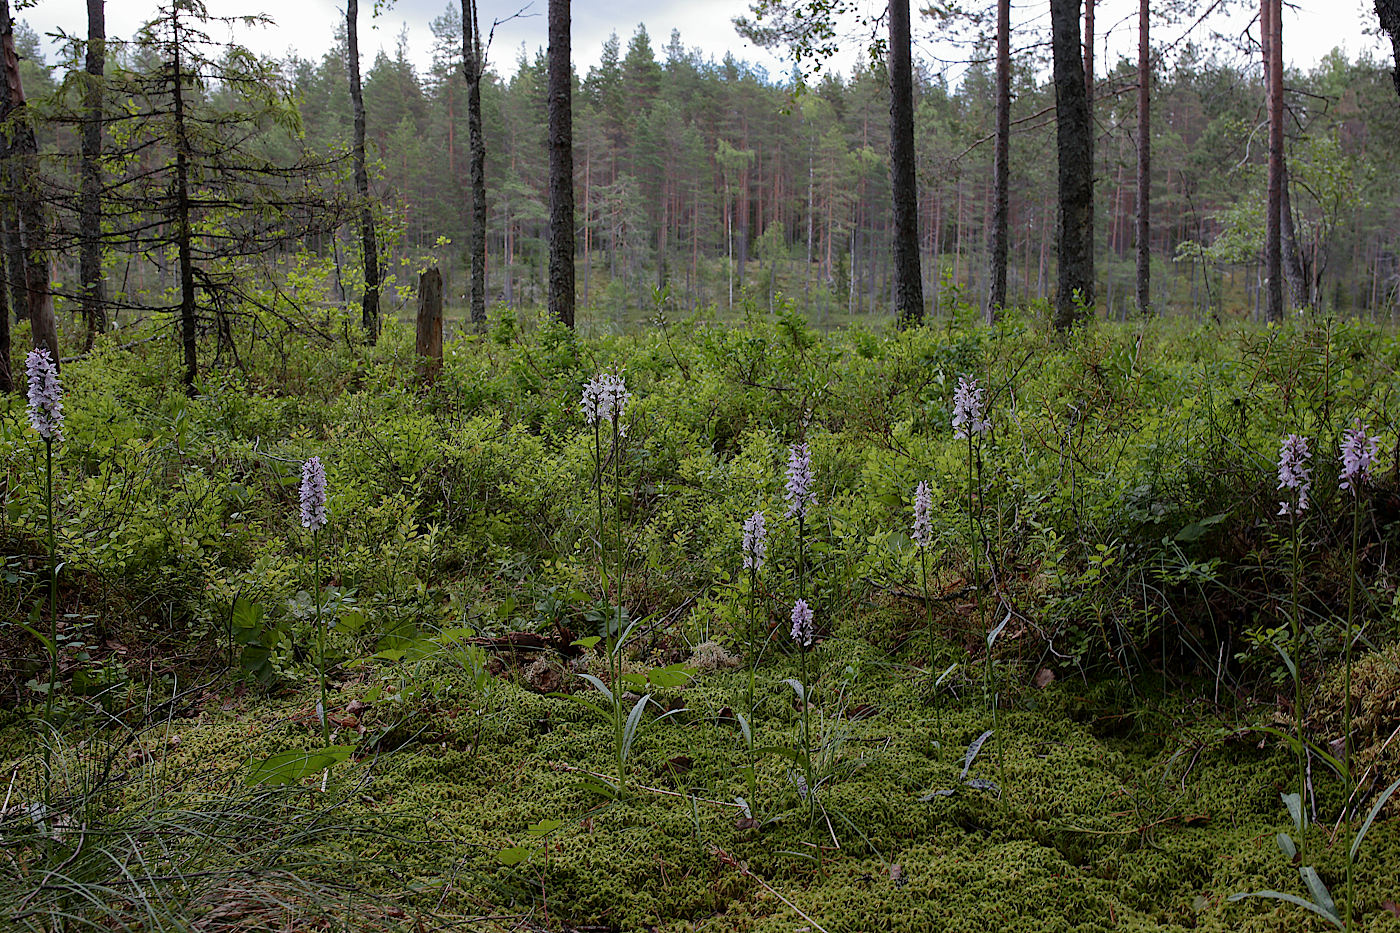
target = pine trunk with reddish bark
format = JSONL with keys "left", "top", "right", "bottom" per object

{"left": 547, "top": 0, "right": 575, "bottom": 328}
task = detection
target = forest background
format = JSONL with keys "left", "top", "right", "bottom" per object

{"left": 6, "top": 0, "right": 1400, "bottom": 339}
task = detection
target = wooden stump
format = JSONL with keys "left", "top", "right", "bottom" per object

{"left": 415, "top": 267, "right": 443, "bottom": 380}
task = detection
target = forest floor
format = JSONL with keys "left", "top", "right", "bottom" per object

{"left": 4, "top": 631, "right": 1399, "bottom": 932}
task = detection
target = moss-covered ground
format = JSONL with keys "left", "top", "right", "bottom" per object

{"left": 6, "top": 627, "right": 1397, "bottom": 933}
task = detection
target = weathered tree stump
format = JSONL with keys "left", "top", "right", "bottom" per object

{"left": 415, "top": 267, "right": 443, "bottom": 380}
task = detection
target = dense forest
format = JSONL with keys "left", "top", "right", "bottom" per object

{"left": 4, "top": 0, "right": 1400, "bottom": 348}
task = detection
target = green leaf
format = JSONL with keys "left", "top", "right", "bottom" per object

{"left": 1227, "top": 891, "right": 1344, "bottom": 928}
{"left": 986, "top": 611, "right": 1010, "bottom": 649}
{"left": 1281, "top": 792, "right": 1303, "bottom": 832}
{"left": 526, "top": 819, "right": 562, "bottom": 836}
{"left": 1298, "top": 867, "right": 1337, "bottom": 920}
{"left": 578, "top": 674, "right": 614, "bottom": 704}
{"left": 1174, "top": 513, "right": 1228, "bottom": 543}
{"left": 497, "top": 846, "right": 533, "bottom": 866}
{"left": 572, "top": 635, "right": 601, "bottom": 650}
{"left": 245, "top": 745, "right": 354, "bottom": 786}
{"left": 647, "top": 663, "right": 695, "bottom": 689}
{"left": 620, "top": 693, "right": 653, "bottom": 763}
{"left": 1351, "top": 776, "right": 1400, "bottom": 861}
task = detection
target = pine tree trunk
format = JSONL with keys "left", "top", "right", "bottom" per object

{"left": 547, "top": 0, "right": 575, "bottom": 329}
{"left": 1280, "top": 162, "right": 1308, "bottom": 307}
{"left": 1052, "top": 0, "right": 1095, "bottom": 330}
{"left": 1264, "top": 0, "right": 1284, "bottom": 323}
{"left": 348, "top": 0, "right": 380, "bottom": 343}
{"left": 1378, "top": 0, "right": 1400, "bottom": 99}
{"left": 1136, "top": 0, "right": 1151, "bottom": 317}
{"left": 0, "top": 203, "right": 8, "bottom": 392}
{"left": 0, "top": 0, "right": 59, "bottom": 361}
{"left": 986, "top": 0, "right": 1010, "bottom": 323}
{"left": 1, "top": 197, "right": 24, "bottom": 326}
{"left": 171, "top": 10, "right": 198, "bottom": 392}
{"left": 80, "top": 0, "right": 107, "bottom": 349}
{"left": 462, "top": 0, "right": 487, "bottom": 326}
{"left": 889, "top": 0, "right": 924, "bottom": 328}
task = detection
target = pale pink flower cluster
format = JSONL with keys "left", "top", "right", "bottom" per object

{"left": 912, "top": 480, "right": 933, "bottom": 548}
{"left": 742, "top": 509, "right": 766, "bottom": 572}
{"left": 952, "top": 375, "right": 988, "bottom": 439}
{"left": 1339, "top": 421, "right": 1381, "bottom": 492}
{"left": 300, "top": 456, "right": 328, "bottom": 532}
{"left": 1276, "top": 434, "right": 1312, "bottom": 517}
{"left": 790, "top": 598, "right": 814, "bottom": 647}
{"left": 581, "top": 372, "right": 630, "bottom": 428}
{"left": 785, "top": 443, "right": 815, "bottom": 520}
{"left": 26, "top": 348, "right": 63, "bottom": 443}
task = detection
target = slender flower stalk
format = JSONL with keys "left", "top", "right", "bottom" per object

{"left": 742, "top": 509, "right": 766, "bottom": 717}
{"left": 955, "top": 374, "right": 1005, "bottom": 799}
{"left": 790, "top": 597, "right": 816, "bottom": 823}
{"left": 912, "top": 481, "right": 937, "bottom": 676}
{"left": 785, "top": 442, "right": 817, "bottom": 825}
{"left": 1338, "top": 421, "right": 1379, "bottom": 930}
{"left": 1277, "top": 433, "right": 1311, "bottom": 839}
{"left": 953, "top": 377, "right": 991, "bottom": 707}
{"left": 301, "top": 456, "right": 329, "bottom": 743}
{"left": 27, "top": 349, "right": 63, "bottom": 735}
{"left": 583, "top": 372, "right": 631, "bottom": 796}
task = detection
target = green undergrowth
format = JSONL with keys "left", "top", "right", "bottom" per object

{"left": 3, "top": 311, "right": 1400, "bottom": 929}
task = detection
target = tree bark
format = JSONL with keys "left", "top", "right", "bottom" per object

{"left": 889, "top": 0, "right": 924, "bottom": 328}
{"left": 461, "top": 0, "right": 487, "bottom": 326}
{"left": 986, "top": 0, "right": 1010, "bottom": 323}
{"left": 1135, "top": 0, "right": 1151, "bottom": 316}
{"left": 415, "top": 267, "right": 443, "bottom": 380}
{"left": 1378, "top": 0, "right": 1400, "bottom": 99}
{"left": 1051, "top": 0, "right": 1094, "bottom": 330}
{"left": 1, "top": 196, "right": 23, "bottom": 326}
{"left": 0, "top": 0, "right": 59, "bottom": 361}
{"left": 348, "top": 0, "right": 380, "bottom": 344}
{"left": 1280, "top": 161, "right": 1308, "bottom": 306}
{"left": 80, "top": 0, "right": 107, "bottom": 349}
{"left": 170, "top": 8, "right": 198, "bottom": 392}
{"left": 547, "top": 0, "right": 575, "bottom": 329}
{"left": 1263, "top": 0, "right": 1283, "bottom": 323}
{"left": 0, "top": 202, "right": 8, "bottom": 391}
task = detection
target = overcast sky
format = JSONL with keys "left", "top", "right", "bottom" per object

{"left": 17, "top": 0, "right": 1391, "bottom": 87}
